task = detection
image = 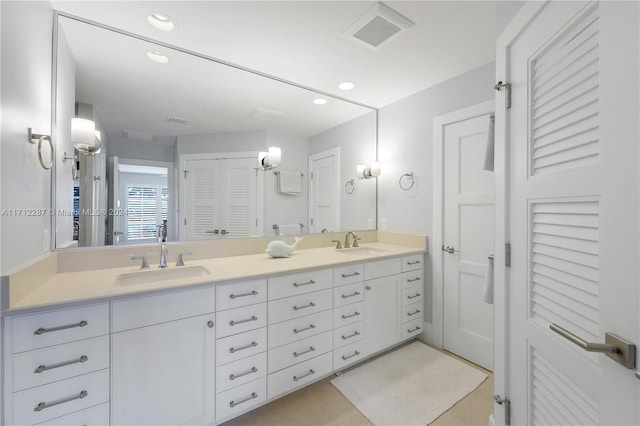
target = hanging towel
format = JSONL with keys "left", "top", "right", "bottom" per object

{"left": 277, "top": 223, "right": 302, "bottom": 235}
{"left": 481, "top": 255, "right": 494, "bottom": 304}
{"left": 483, "top": 115, "right": 495, "bottom": 172}
{"left": 278, "top": 171, "right": 302, "bottom": 195}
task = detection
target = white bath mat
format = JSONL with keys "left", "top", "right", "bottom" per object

{"left": 330, "top": 341, "right": 488, "bottom": 425}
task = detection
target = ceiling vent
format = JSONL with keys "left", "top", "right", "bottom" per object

{"left": 166, "top": 116, "right": 190, "bottom": 125}
{"left": 122, "top": 130, "right": 156, "bottom": 141}
{"left": 250, "top": 107, "right": 283, "bottom": 121}
{"left": 345, "top": 3, "right": 414, "bottom": 50}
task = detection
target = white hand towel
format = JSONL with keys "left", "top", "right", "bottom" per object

{"left": 278, "top": 171, "right": 302, "bottom": 195}
{"left": 277, "top": 224, "right": 302, "bottom": 235}
{"left": 483, "top": 115, "right": 495, "bottom": 172}
{"left": 481, "top": 256, "right": 494, "bottom": 304}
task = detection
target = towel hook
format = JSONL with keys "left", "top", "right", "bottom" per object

{"left": 345, "top": 179, "right": 355, "bottom": 194}
{"left": 27, "top": 128, "right": 54, "bottom": 170}
{"left": 398, "top": 172, "right": 415, "bottom": 191}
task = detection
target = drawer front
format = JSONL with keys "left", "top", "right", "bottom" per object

{"left": 402, "top": 254, "right": 424, "bottom": 272}
{"left": 364, "top": 258, "right": 401, "bottom": 280}
{"left": 216, "top": 327, "right": 267, "bottom": 366}
{"left": 268, "top": 269, "right": 332, "bottom": 300}
{"left": 333, "top": 340, "right": 366, "bottom": 371}
{"left": 267, "top": 352, "right": 333, "bottom": 399}
{"left": 401, "top": 302, "right": 424, "bottom": 324}
{"left": 112, "top": 286, "right": 215, "bottom": 332}
{"left": 13, "top": 335, "right": 109, "bottom": 392}
{"left": 268, "top": 310, "right": 332, "bottom": 349}
{"left": 402, "top": 318, "right": 424, "bottom": 339}
{"left": 401, "top": 269, "right": 424, "bottom": 289}
{"left": 268, "top": 330, "right": 333, "bottom": 374}
{"left": 333, "top": 321, "right": 364, "bottom": 349}
{"left": 333, "top": 264, "right": 364, "bottom": 287}
{"left": 333, "top": 282, "right": 364, "bottom": 308}
{"left": 401, "top": 285, "right": 423, "bottom": 306}
{"left": 37, "top": 402, "right": 109, "bottom": 426}
{"left": 216, "top": 352, "right": 267, "bottom": 393}
{"left": 12, "top": 303, "right": 109, "bottom": 353}
{"left": 333, "top": 301, "right": 365, "bottom": 328}
{"left": 216, "top": 303, "right": 267, "bottom": 338}
{"left": 12, "top": 369, "right": 109, "bottom": 426}
{"left": 216, "top": 377, "right": 267, "bottom": 423}
{"left": 268, "top": 289, "right": 332, "bottom": 324}
{"left": 216, "top": 279, "right": 267, "bottom": 311}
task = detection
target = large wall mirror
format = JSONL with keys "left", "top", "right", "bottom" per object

{"left": 53, "top": 14, "right": 378, "bottom": 249}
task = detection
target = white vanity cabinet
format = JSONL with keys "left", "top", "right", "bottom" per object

{"left": 400, "top": 254, "right": 425, "bottom": 339}
{"left": 110, "top": 286, "right": 216, "bottom": 426}
{"left": 332, "top": 264, "right": 366, "bottom": 370}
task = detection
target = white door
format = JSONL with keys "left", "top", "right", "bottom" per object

{"left": 309, "top": 148, "right": 340, "bottom": 233}
{"left": 504, "top": 2, "right": 639, "bottom": 424}
{"left": 111, "top": 156, "right": 124, "bottom": 245}
{"left": 443, "top": 114, "right": 494, "bottom": 371}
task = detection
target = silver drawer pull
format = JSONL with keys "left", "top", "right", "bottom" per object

{"left": 34, "top": 390, "right": 87, "bottom": 411}
{"left": 293, "top": 324, "right": 316, "bottom": 334}
{"left": 407, "top": 293, "right": 421, "bottom": 299}
{"left": 341, "top": 291, "right": 360, "bottom": 299}
{"left": 407, "top": 309, "right": 422, "bottom": 317}
{"left": 342, "top": 350, "right": 361, "bottom": 361}
{"left": 293, "top": 280, "right": 316, "bottom": 287}
{"left": 407, "top": 326, "right": 422, "bottom": 333}
{"left": 230, "top": 367, "right": 258, "bottom": 380}
{"left": 229, "top": 392, "right": 258, "bottom": 408}
{"left": 407, "top": 277, "right": 421, "bottom": 283}
{"left": 229, "top": 341, "right": 258, "bottom": 353}
{"left": 342, "top": 331, "right": 361, "bottom": 340}
{"left": 341, "top": 272, "right": 360, "bottom": 278}
{"left": 342, "top": 311, "right": 360, "bottom": 320}
{"left": 34, "top": 355, "right": 88, "bottom": 374}
{"left": 293, "top": 346, "right": 316, "bottom": 357}
{"left": 34, "top": 320, "right": 88, "bottom": 335}
{"left": 229, "top": 290, "right": 258, "bottom": 299}
{"left": 407, "top": 260, "right": 421, "bottom": 265}
{"left": 230, "top": 316, "right": 258, "bottom": 326}
{"left": 293, "top": 302, "right": 316, "bottom": 311}
{"left": 293, "top": 369, "right": 315, "bottom": 381}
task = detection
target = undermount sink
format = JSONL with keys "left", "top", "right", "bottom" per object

{"left": 336, "top": 246, "right": 389, "bottom": 256}
{"left": 115, "top": 265, "right": 211, "bottom": 286}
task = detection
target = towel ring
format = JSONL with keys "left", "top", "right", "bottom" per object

{"left": 28, "top": 128, "right": 54, "bottom": 170}
{"left": 345, "top": 179, "right": 355, "bottom": 194}
{"left": 399, "top": 172, "right": 415, "bottom": 191}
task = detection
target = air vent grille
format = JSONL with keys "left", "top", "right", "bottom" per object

{"left": 345, "top": 3, "right": 414, "bottom": 50}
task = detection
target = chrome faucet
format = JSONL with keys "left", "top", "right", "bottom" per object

{"left": 344, "top": 231, "right": 360, "bottom": 249}
{"left": 158, "top": 219, "right": 168, "bottom": 268}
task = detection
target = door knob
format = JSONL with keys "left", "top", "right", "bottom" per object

{"left": 443, "top": 245, "right": 459, "bottom": 254}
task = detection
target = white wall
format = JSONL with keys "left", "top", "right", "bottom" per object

{"left": 496, "top": 1, "right": 526, "bottom": 37}
{"left": 177, "top": 130, "right": 265, "bottom": 155}
{"left": 109, "top": 137, "right": 175, "bottom": 163}
{"left": 1, "top": 1, "right": 53, "bottom": 273}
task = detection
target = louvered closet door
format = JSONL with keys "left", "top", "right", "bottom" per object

{"left": 507, "top": 2, "right": 639, "bottom": 425}
{"left": 221, "top": 158, "right": 258, "bottom": 237}
{"left": 184, "top": 159, "right": 222, "bottom": 240}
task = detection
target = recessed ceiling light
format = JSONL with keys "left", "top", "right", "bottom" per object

{"left": 338, "top": 81, "right": 355, "bottom": 91}
{"left": 146, "top": 51, "right": 169, "bottom": 64}
{"left": 313, "top": 98, "right": 328, "bottom": 105}
{"left": 147, "top": 12, "right": 177, "bottom": 32}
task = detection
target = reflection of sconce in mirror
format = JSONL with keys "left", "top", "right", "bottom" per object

{"left": 356, "top": 161, "right": 381, "bottom": 179}
{"left": 71, "top": 117, "right": 101, "bottom": 155}
{"left": 258, "top": 146, "right": 281, "bottom": 171}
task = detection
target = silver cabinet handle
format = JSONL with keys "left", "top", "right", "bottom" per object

{"left": 407, "top": 277, "right": 421, "bottom": 283}
{"left": 34, "top": 390, "right": 87, "bottom": 411}
{"left": 293, "top": 369, "right": 315, "bottom": 382}
{"left": 443, "top": 245, "right": 459, "bottom": 254}
{"left": 407, "top": 326, "right": 421, "bottom": 333}
{"left": 229, "top": 341, "right": 258, "bottom": 353}
{"left": 407, "top": 260, "right": 422, "bottom": 265}
{"left": 407, "top": 309, "right": 421, "bottom": 317}
{"left": 293, "top": 324, "right": 315, "bottom": 334}
{"left": 341, "top": 291, "right": 360, "bottom": 299}
{"left": 342, "top": 350, "right": 360, "bottom": 361}
{"left": 206, "top": 230, "right": 219, "bottom": 234}
{"left": 293, "top": 280, "right": 316, "bottom": 287}
{"left": 341, "top": 311, "right": 360, "bottom": 320}
{"left": 230, "top": 367, "right": 258, "bottom": 381}
{"left": 293, "top": 302, "right": 315, "bottom": 311}
{"left": 230, "top": 316, "right": 258, "bottom": 326}
{"left": 229, "top": 392, "right": 257, "bottom": 408}
{"left": 34, "top": 320, "right": 88, "bottom": 335}
{"left": 341, "top": 272, "right": 360, "bottom": 278}
{"left": 230, "top": 290, "right": 258, "bottom": 299}
{"left": 34, "top": 355, "right": 88, "bottom": 374}
{"left": 407, "top": 293, "right": 421, "bottom": 299}
{"left": 342, "top": 331, "right": 360, "bottom": 340}
{"left": 293, "top": 346, "right": 316, "bottom": 358}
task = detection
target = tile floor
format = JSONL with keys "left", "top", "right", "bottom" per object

{"left": 222, "top": 342, "right": 493, "bottom": 426}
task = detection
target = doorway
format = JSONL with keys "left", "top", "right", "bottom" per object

{"left": 308, "top": 148, "right": 340, "bottom": 233}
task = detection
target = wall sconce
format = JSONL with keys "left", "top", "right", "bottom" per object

{"left": 356, "top": 161, "right": 381, "bottom": 179}
{"left": 258, "top": 146, "right": 281, "bottom": 170}
{"left": 71, "top": 118, "right": 101, "bottom": 155}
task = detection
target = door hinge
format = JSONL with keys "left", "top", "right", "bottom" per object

{"left": 183, "top": 170, "right": 189, "bottom": 179}
{"left": 505, "top": 242, "right": 511, "bottom": 267}
{"left": 310, "top": 172, "right": 314, "bottom": 179}
{"left": 184, "top": 218, "right": 187, "bottom": 226}
{"left": 494, "top": 395, "right": 511, "bottom": 425}
{"left": 310, "top": 218, "right": 314, "bottom": 226}
{"left": 494, "top": 81, "right": 511, "bottom": 109}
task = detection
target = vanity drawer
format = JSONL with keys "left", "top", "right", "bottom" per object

{"left": 11, "top": 303, "right": 109, "bottom": 353}
{"left": 268, "top": 330, "right": 333, "bottom": 374}
{"left": 37, "top": 402, "right": 109, "bottom": 426}
{"left": 333, "top": 301, "right": 364, "bottom": 328}
{"left": 401, "top": 285, "right": 423, "bottom": 306}
{"left": 12, "top": 369, "right": 109, "bottom": 426}
{"left": 333, "top": 264, "right": 364, "bottom": 287}
{"left": 402, "top": 318, "right": 423, "bottom": 339}
{"left": 217, "top": 279, "right": 267, "bottom": 311}
{"left": 333, "top": 321, "right": 364, "bottom": 349}
{"left": 333, "top": 340, "right": 366, "bottom": 371}
{"left": 13, "top": 335, "right": 109, "bottom": 392}
{"left": 401, "top": 270, "right": 424, "bottom": 289}
{"left": 268, "top": 269, "right": 332, "bottom": 300}
{"left": 216, "top": 352, "right": 267, "bottom": 393}
{"left": 217, "top": 327, "right": 267, "bottom": 366}
{"left": 112, "top": 286, "right": 215, "bottom": 332}
{"left": 333, "top": 282, "right": 364, "bottom": 308}
{"left": 364, "top": 258, "right": 401, "bottom": 280}
{"left": 216, "top": 303, "right": 267, "bottom": 338}
{"left": 216, "top": 377, "right": 267, "bottom": 424}
{"left": 268, "top": 289, "right": 332, "bottom": 324}
{"left": 402, "top": 254, "right": 423, "bottom": 272}
{"left": 268, "top": 310, "right": 332, "bottom": 349}
{"left": 401, "top": 302, "right": 423, "bottom": 324}
{"left": 267, "top": 352, "right": 333, "bottom": 399}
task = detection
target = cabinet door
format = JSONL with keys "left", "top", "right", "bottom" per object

{"left": 363, "top": 275, "right": 401, "bottom": 356}
{"left": 111, "top": 314, "right": 215, "bottom": 425}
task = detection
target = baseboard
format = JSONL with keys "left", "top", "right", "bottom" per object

{"left": 418, "top": 320, "right": 438, "bottom": 347}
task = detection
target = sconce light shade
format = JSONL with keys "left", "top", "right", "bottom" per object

{"left": 357, "top": 161, "right": 382, "bottom": 179}
{"left": 259, "top": 146, "right": 282, "bottom": 170}
{"left": 71, "top": 118, "right": 101, "bottom": 155}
